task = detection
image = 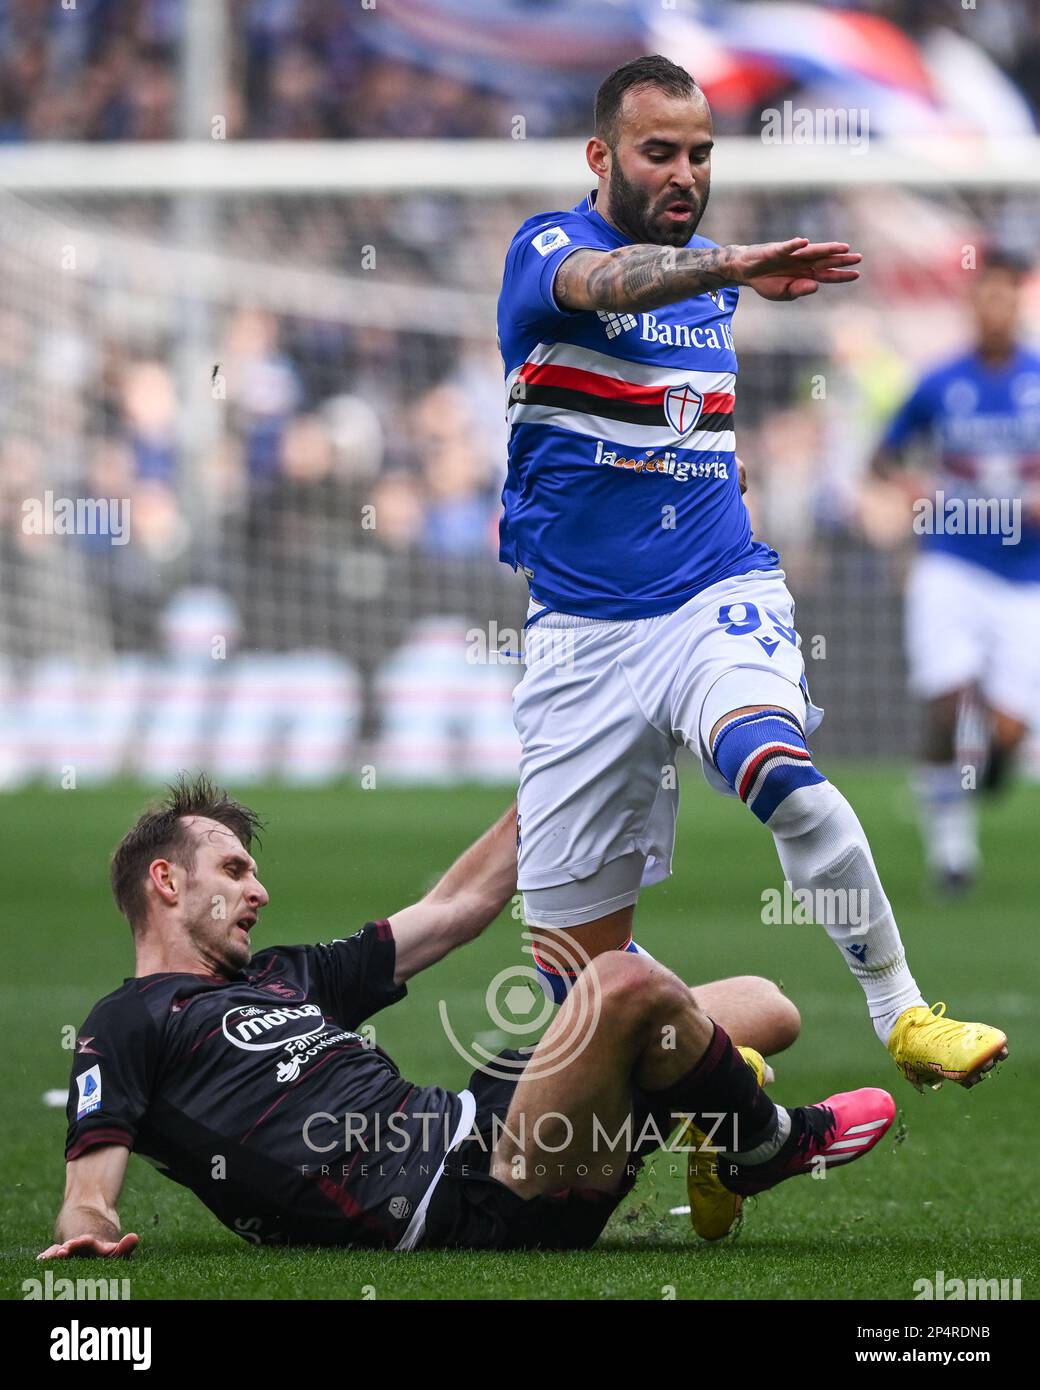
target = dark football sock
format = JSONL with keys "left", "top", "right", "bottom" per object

{"left": 982, "top": 742, "right": 1012, "bottom": 795}
{"left": 645, "top": 1021, "right": 780, "bottom": 1155}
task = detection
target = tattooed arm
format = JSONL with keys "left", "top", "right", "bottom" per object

{"left": 554, "top": 236, "right": 861, "bottom": 313}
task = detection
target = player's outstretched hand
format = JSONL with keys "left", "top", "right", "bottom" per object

{"left": 730, "top": 238, "right": 862, "bottom": 301}
{"left": 37, "top": 1233, "right": 139, "bottom": 1260}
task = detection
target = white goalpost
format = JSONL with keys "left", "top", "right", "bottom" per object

{"left": 1, "top": 138, "right": 1037, "bottom": 787}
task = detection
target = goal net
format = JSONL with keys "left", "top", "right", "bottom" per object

{"left": 1, "top": 140, "right": 1037, "bottom": 788}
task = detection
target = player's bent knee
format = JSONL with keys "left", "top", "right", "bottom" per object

{"left": 764, "top": 983, "right": 801, "bottom": 1050}
{"left": 587, "top": 951, "right": 678, "bottom": 1028}
{"left": 587, "top": 948, "right": 649, "bottom": 994}
{"left": 711, "top": 707, "right": 827, "bottom": 825}
{"left": 728, "top": 974, "right": 801, "bottom": 1050}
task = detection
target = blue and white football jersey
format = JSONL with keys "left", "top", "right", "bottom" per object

{"left": 497, "top": 191, "right": 778, "bottom": 619}
{"left": 881, "top": 347, "right": 1040, "bottom": 582}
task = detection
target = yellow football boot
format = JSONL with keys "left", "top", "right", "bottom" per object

{"left": 683, "top": 1045, "right": 772, "bottom": 1241}
{"left": 887, "top": 1002, "right": 1008, "bottom": 1092}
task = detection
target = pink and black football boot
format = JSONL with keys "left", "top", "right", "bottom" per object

{"left": 718, "top": 1088, "right": 896, "bottom": 1196}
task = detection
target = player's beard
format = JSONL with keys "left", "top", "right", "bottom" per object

{"left": 185, "top": 895, "right": 252, "bottom": 975}
{"left": 607, "top": 157, "right": 709, "bottom": 247}
{"left": 223, "top": 927, "right": 252, "bottom": 972}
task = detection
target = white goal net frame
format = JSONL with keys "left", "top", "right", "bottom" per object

{"left": 1, "top": 137, "right": 1038, "bottom": 788}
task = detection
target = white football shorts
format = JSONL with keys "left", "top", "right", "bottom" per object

{"left": 513, "top": 568, "right": 823, "bottom": 926}
{"left": 905, "top": 551, "right": 1040, "bottom": 724}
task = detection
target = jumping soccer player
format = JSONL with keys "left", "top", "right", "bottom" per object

{"left": 40, "top": 775, "right": 894, "bottom": 1258}
{"left": 871, "top": 247, "right": 1040, "bottom": 892}
{"left": 496, "top": 55, "right": 1008, "bottom": 1234}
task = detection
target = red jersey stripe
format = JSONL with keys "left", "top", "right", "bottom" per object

{"left": 521, "top": 361, "right": 735, "bottom": 412}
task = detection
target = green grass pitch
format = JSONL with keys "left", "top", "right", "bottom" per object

{"left": 2, "top": 769, "right": 1037, "bottom": 1300}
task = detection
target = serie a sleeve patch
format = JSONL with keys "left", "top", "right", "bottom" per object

{"left": 531, "top": 226, "right": 571, "bottom": 256}
{"left": 75, "top": 1063, "right": 102, "bottom": 1119}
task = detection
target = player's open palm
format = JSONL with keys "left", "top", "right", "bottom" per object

{"left": 734, "top": 237, "right": 861, "bottom": 301}
{"left": 37, "top": 1232, "right": 139, "bottom": 1260}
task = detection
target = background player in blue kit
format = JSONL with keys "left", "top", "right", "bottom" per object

{"left": 496, "top": 55, "right": 1008, "bottom": 1237}
{"left": 872, "top": 248, "right": 1040, "bottom": 892}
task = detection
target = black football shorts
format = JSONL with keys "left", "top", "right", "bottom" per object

{"left": 421, "top": 1050, "right": 674, "bottom": 1250}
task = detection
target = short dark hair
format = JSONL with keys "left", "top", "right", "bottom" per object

{"left": 595, "top": 55, "right": 699, "bottom": 148}
{"left": 110, "top": 773, "right": 264, "bottom": 926}
{"left": 980, "top": 244, "right": 1032, "bottom": 278}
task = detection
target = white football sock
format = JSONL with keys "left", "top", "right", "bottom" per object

{"left": 913, "top": 761, "right": 979, "bottom": 878}
{"left": 723, "top": 1105, "right": 792, "bottom": 1166}
{"left": 767, "top": 781, "right": 927, "bottom": 1045}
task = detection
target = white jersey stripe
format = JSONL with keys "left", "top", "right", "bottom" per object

{"left": 507, "top": 402, "right": 736, "bottom": 452}
{"left": 526, "top": 339, "right": 736, "bottom": 393}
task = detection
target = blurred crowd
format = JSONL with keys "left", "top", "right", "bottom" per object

{"left": 0, "top": 293, "right": 523, "bottom": 664}
{"left": 3, "top": 177, "right": 1033, "bottom": 706}
{"left": 0, "top": 200, "right": 530, "bottom": 778}
{"left": 0, "top": 0, "right": 1038, "bottom": 142}
{"left": 1, "top": 0, "right": 1038, "bottom": 775}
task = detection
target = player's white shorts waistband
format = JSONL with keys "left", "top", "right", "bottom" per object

{"left": 514, "top": 569, "right": 823, "bottom": 903}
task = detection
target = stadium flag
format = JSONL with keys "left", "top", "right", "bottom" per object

{"left": 660, "top": 1, "right": 1036, "bottom": 138}
{"left": 921, "top": 26, "right": 1037, "bottom": 138}
{"left": 643, "top": 7, "right": 784, "bottom": 114}
{"left": 362, "top": 0, "right": 1036, "bottom": 138}
{"left": 367, "top": 0, "right": 642, "bottom": 81}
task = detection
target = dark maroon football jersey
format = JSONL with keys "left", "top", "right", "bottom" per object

{"left": 66, "top": 921, "right": 464, "bottom": 1249}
